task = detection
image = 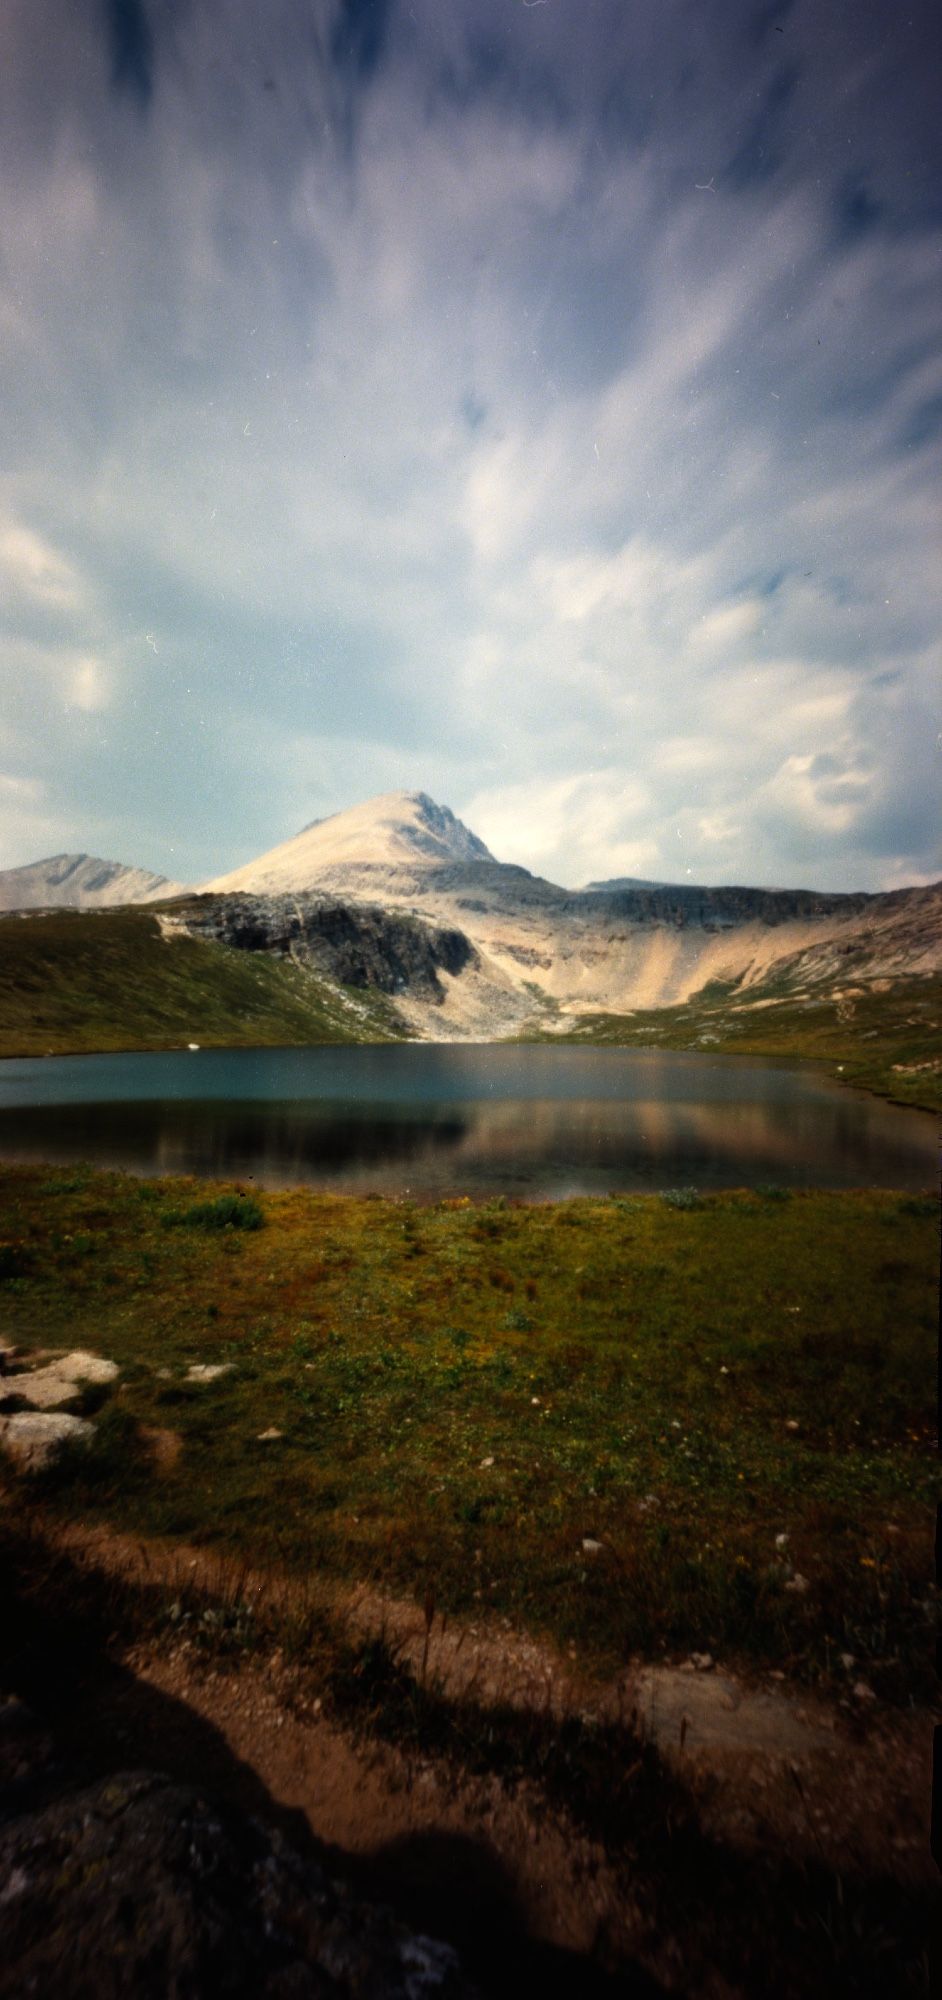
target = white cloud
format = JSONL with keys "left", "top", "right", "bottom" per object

{"left": 0, "top": 2, "right": 937, "bottom": 891}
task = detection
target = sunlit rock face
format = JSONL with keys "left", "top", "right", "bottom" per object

{"left": 203, "top": 791, "right": 493, "bottom": 894}
{"left": 0, "top": 854, "right": 188, "bottom": 910}
{"left": 184, "top": 792, "right": 942, "bottom": 1038}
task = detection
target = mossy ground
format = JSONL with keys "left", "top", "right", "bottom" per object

{"left": 0, "top": 908, "right": 406, "bottom": 1056}
{"left": 1, "top": 1164, "right": 936, "bottom": 1701}
{"left": 525, "top": 974, "right": 942, "bottom": 1112}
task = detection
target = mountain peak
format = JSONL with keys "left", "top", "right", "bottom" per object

{"left": 0, "top": 853, "right": 188, "bottom": 911}
{"left": 203, "top": 791, "right": 493, "bottom": 895}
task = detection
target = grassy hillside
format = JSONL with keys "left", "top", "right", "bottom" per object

{"left": 0, "top": 908, "right": 407, "bottom": 1056}
{"left": 524, "top": 974, "right": 942, "bottom": 1111}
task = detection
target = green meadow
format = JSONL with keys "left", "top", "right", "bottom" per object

{"left": 1, "top": 1164, "right": 936, "bottom": 1700}
{"left": 0, "top": 907, "right": 404, "bottom": 1056}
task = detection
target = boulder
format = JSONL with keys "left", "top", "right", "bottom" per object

{"left": 0, "top": 1770, "right": 479, "bottom": 1998}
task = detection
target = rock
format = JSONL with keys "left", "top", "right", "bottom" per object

{"left": 0, "top": 1410, "right": 94, "bottom": 1469}
{"left": 774, "top": 1532, "right": 789, "bottom": 1549}
{"left": 0, "top": 1771, "right": 479, "bottom": 1998}
{"left": 691, "top": 1653, "right": 714, "bottom": 1672}
{"left": 478, "top": 1456, "right": 494, "bottom": 1468}
{"left": 56, "top": 1350, "right": 119, "bottom": 1384}
{"left": 581, "top": 1538, "right": 603, "bottom": 1555}
{"left": 257, "top": 1427, "right": 283, "bottom": 1441}
{"left": 1, "top": 1350, "right": 119, "bottom": 1412}
{"left": 186, "top": 1364, "right": 232, "bottom": 1384}
{"left": 784, "top": 1574, "right": 810, "bottom": 1595}
{"left": 785, "top": 1419, "right": 800, "bottom": 1432}
{"left": 839, "top": 1652, "right": 856, "bottom": 1670}
{"left": 852, "top": 1681, "right": 877, "bottom": 1702}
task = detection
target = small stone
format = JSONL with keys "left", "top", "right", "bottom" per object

{"left": 785, "top": 1419, "right": 800, "bottom": 1432}
{"left": 852, "top": 1680, "right": 877, "bottom": 1702}
{"left": 479, "top": 1455, "right": 494, "bottom": 1468}
{"left": 531, "top": 1396, "right": 541, "bottom": 1405}
{"left": 581, "top": 1538, "right": 603, "bottom": 1555}
{"left": 784, "top": 1573, "right": 810, "bottom": 1594}
{"left": 186, "top": 1364, "right": 232, "bottom": 1384}
{"left": 839, "top": 1652, "right": 855, "bottom": 1669}
{"left": 691, "top": 1652, "right": 714, "bottom": 1672}
{"left": 257, "top": 1427, "right": 282, "bottom": 1441}
{"left": 769, "top": 1670, "right": 786, "bottom": 1681}
{"left": 774, "top": 1532, "right": 789, "bottom": 1549}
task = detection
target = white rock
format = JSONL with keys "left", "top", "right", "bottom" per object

{"left": 784, "top": 1573, "right": 810, "bottom": 1594}
{"left": 479, "top": 1455, "right": 494, "bottom": 1468}
{"left": 5, "top": 1351, "right": 119, "bottom": 1410}
{"left": 581, "top": 1538, "right": 603, "bottom": 1555}
{"left": 839, "top": 1652, "right": 856, "bottom": 1669}
{"left": 0, "top": 1411, "right": 94, "bottom": 1469}
{"left": 186, "top": 1364, "right": 232, "bottom": 1383}
{"left": 852, "top": 1680, "right": 877, "bottom": 1702}
{"left": 785, "top": 1419, "right": 800, "bottom": 1432}
{"left": 691, "top": 1652, "right": 714, "bottom": 1672}
{"left": 257, "top": 1427, "right": 282, "bottom": 1441}
{"left": 58, "top": 1351, "right": 119, "bottom": 1384}
{"left": 774, "top": 1532, "right": 789, "bottom": 1549}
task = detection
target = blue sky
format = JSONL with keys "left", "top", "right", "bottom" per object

{"left": 1, "top": 0, "right": 939, "bottom": 889}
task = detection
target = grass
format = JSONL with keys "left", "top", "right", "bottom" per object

{"left": 0, "top": 907, "right": 407, "bottom": 1056}
{"left": 1, "top": 1162, "right": 937, "bottom": 1700}
{"left": 524, "top": 973, "right": 942, "bottom": 1111}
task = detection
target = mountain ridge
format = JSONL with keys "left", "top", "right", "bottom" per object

{"left": 0, "top": 853, "right": 189, "bottom": 912}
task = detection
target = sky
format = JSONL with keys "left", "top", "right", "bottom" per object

{"left": 1, "top": 0, "right": 940, "bottom": 892}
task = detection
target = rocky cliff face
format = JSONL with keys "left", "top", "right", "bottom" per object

{"left": 167, "top": 874, "right": 942, "bottom": 1041}
{"left": 173, "top": 893, "right": 476, "bottom": 1005}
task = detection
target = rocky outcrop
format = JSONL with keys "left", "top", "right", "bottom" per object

{"left": 0, "top": 1769, "right": 478, "bottom": 1998}
{"left": 172, "top": 894, "right": 476, "bottom": 1005}
{"left": 163, "top": 869, "right": 942, "bottom": 1036}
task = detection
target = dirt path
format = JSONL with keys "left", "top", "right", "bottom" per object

{"left": 37, "top": 1516, "right": 936, "bottom": 1908}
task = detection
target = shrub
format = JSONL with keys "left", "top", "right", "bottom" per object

{"left": 161, "top": 1193, "right": 265, "bottom": 1232}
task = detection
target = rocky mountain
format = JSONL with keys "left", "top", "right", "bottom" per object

{"left": 0, "top": 853, "right": 189, "bottom": 912}
{"left": 7, "top": 798, "right": 940, "bottom": 1041}
{"left": 180, "top": 791, "right": 942, "bottom": 1039}
{"left": 203, "top": 791, "right": 492, "bottom": 895}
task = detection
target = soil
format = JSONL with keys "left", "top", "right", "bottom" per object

{"left": 33, "top": 1518, "right": 938, "bottom": 1914}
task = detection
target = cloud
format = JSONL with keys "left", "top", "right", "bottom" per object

{"left": 0, "top": 0, "right": 938, "bottom": 890}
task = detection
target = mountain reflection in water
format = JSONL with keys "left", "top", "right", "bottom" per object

{"left": 0, "top": 1045, "right": 934, "bottom": 1196}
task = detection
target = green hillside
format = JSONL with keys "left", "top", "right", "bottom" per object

{"left": 0, "top": 909, "right": 406, "bottom": 1056}
{"left": 525, "top": 974, "right": 942, "bottom": 1111}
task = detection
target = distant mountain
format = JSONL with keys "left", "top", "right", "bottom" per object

{"left": 0, "top": 853, "right": 189, "bottom": 912}
{"left": 583, "top": 876, "right": 681, "bottom": 892}
{"left": 203, "top": 791, "right": 493, "bottom": 894}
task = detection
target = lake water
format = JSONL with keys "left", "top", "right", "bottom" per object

{"left": 0, "top": 1045, "right": 935, "bottom": 1198}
